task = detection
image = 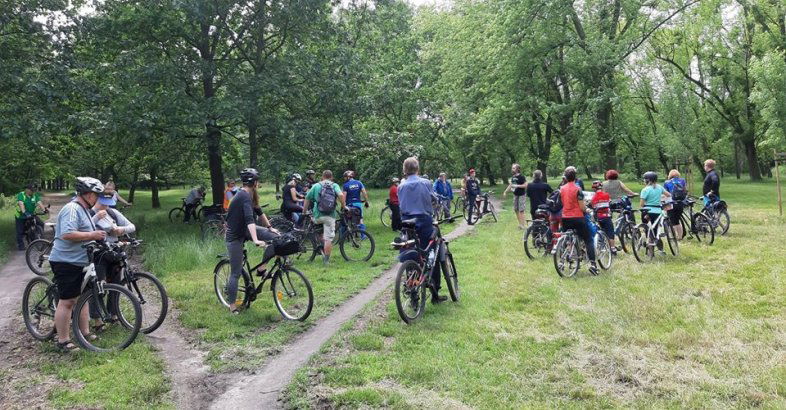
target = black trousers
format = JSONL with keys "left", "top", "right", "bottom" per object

{"left": 561, "top": 217, "right": 596, "bottom": 261}
{"left": 390, "top": 203, "right": 402, "bottom": 231}
{"left": 183, "top": 203, "right": 198, "bottom": 222}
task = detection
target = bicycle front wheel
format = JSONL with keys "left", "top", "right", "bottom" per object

{"left": 339, "top": 229, "right": 375, "bottom": 261}
{"left": 394, "top": 260, "right": 427, "bottom": 324}
{"left": 201, "top": 220, "right": 226, "bottom": 241}
{"left": 630, "top": 224, "right": 649, "bottom": 263}
{"left": 664, "top": 220, "right": 679, "bottom": 256}
{"left": 717, "top": 210, "right": 730, "bottom": 235}
{"left": 692, "top": 213, "right": 715, "bottom": 245}
{"left": 380, "top": 206, "right": 391, "bottom": 228}
{"left": 168, "top": 208, "right": 183, "bottom": 223}
{"left": 553, "top": 235, "right": 579, "bottom": 278}
{"left": 213, "top": 260, "right": 250, "bottom": 308}
{"left": 488, "top": 202, "right": 498, "bottom": 222}
{"left": 442, "top": 247, "right": 460, "bottom": 302}
{"left": 73, "top": 284, "right": 142, "bottom": 352}
{"left": 272, "top": 267, "right": 314, "bottom": 321}
{"left": 125, "top": 272, "right": 168, "bottom": 334}
{"left": 25, "top": 239, "right": 52, "bottom": 276}
{"left": 595, "top": 232, "right": 613, "bottom": 270}
{"left": 22, "top": 277, "right": 57, "bottom": 341}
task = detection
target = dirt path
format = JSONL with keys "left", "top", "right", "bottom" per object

{"left": 210, "top": 199, "right": 502, "bottom": 410}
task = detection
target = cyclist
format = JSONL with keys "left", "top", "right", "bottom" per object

{"left": 281, "top": 173, "right": 305, "bottom": 225}
{"left": 559, "top": 167, "right": 598, "bottom": 275}
{"left": 183, "top": 186, "right": 205, "bottom": 223}
{"left": 703, "top": 159, "right": 720, "bottom": 204}
{"left": 640, "top": 172, "right": 672, "bottom": 253}
{"left": 590, "top": 181, "right": 616, "bottom": 255}
{"left": 464, "top": 168, "right": 481, "bottom": 225}
{"left": 304, "top": 170, "right": 346, "bottom": 265}
{"left": 663, "top": 169, "right": 688, "bottom": 239}
{"left": 304, "top": 170, "right": 317, "bottom": 190}
{"left": 602, "top": 169, "right": 637, "bottom": 200}
{"left": 389, "top": 177, "right": 402, "bottom": 231}
{"left": 15, "top": 183, "right": 46, "bottom": 251}
{"left": 398, "top": 157, "right": 447, "bottom": 303}
{"left": 49, "top": 177, "right": 108, "bottom": 352}
{"left": 342, "top": 170, "right": 370, "bottom": 233}
{"left": 503, "top": 164, "right": 528, "bottom": 229}
{"left": 225, "top": 168, "right": 280, "bottom": 314}
{"left": 223, "top": 179, "right": 237, "bottom": 211}
{"left": 525, "top": 170, "right": 553, "bottom": 222}
{"left": 432, "top": 172, "right": 453, "bottom": 220}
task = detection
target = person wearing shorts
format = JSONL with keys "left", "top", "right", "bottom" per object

{"left": 503, "top": 164, "right": 528, "bottom": 229}
{"left": 49, "top": 177, "right": 108, "bottom": 352}
{"left": 304, "top": 170, "right": 346, "bottom": 265}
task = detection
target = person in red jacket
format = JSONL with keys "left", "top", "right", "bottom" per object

{"left": 559, "top": 167, "right": 598, "bottom": 275}
{"left": 590, "top": 180, "right": 616, "bottom": 255}
{"left": 389, "top": 177, "right": 401, "bottom": 231}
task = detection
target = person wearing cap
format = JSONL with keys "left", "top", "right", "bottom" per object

{"left": 15, "top": 183, "right": 46, "bottom": 250}
{"left": 463, "top": 168, "right": 481, "bottom": 225}
{"left": 388, "top": 177, "right": 401, "bottom": 231}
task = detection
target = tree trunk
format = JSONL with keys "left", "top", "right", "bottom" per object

{"left": 743, "top": 138, "right": 762, "bottom": 180}
{"left": 150, "top": 167, "right": 161, "bottom": 209}
{"left": 536, "top": 160, "right": 548, "bottom": 182}
{"left": 482, "top": 159, "right": 496, "bottom": 186}
{"left": 248, "top": 117, "right": 258, "bottom": 169}
{"left": 205, "top": 122, "right": 225, "bottom": 205}
{"left": 128, "top": 170, "right": 139, "bottom": 203}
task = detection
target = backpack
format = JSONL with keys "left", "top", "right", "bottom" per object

{"left": 317, "top": 182, "right": 338, "bottom": 214}
{"left": 547, "top": 189, "right": 563, "bottom": 213}
{"left": 671, "top": 179, "right": 687, "bottom": 200}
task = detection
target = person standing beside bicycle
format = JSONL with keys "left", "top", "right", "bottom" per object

{"left": 225, "top": 168, "right": 280, "bottom": 314}
{"left": 433, "top": 172, "right": 453, "bottom": 220}
{"left": 702, "top": 159, "right": 720, "bottom": 205}
{"left": 304, "top": 170, "right": 346, "bottom": 265}
{"left": 398, "top": 157, "right": 447, "bottom": 304}
{"left": 525, "top": 170, "right": 553, "bottom": 222}
{"left": 640, "top": 172, "right": 672, "bottom": 254}
{"left": 389, "top": 177, "right": 402, "bottom": 231}
{"left": 664, "top": 170, "right": 688, "bottom": 240}
{"left": 104, "top": 181, "right": 132, "bottom": 209}
{"left": 342, "top": 170, "right": 370, "bottom": 233}
{"left": 464, "top": 168, "right": 481, "bottom": 225}
{"left": 183, "top": 186, "right": 205, "bottom": 223}
{"left": 559, "top": 167, "right": 598, "bottom": 275}
{"left": 15, "top": 184, "right": 46, "bottom": 251}
{"left": 49, "top": 177, "right": 108, "bottom": 352}
{"left": 503, "top": 164, "right": 528, "bottom": 230}
{"left": 303, "top": 170, "right": 317, "bottom": 191}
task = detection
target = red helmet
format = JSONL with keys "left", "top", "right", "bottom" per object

{"left": 605, "top": 169, "right": 619, "bottom": 180}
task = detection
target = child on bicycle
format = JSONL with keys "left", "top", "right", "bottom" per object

{"left": 640, "top": 172, "right": 672, "bottom": 252}
{"left": 590, "top": 181, "right": 616, "bottom": 255}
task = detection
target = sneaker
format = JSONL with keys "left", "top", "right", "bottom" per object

{"left": 588, "top": 263, "right": 599, "bottom": 276}
{"left": 431, "top": 294, "right": 448, "bottom": 304}
{"left": 322, "top": 254, "right": 330, "bottom": 265}
{"left": 611, "top": 248, "right": 618, "bottom": 256}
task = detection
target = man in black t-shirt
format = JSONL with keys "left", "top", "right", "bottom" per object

{"left": 525, "top": 170, "right": 553, "bottom": 221}
{"left": 503, "top": 164, "right": 528, "bottom": 229}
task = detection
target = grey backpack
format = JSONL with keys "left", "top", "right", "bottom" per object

{"left": 317, "top": 182, "right": 337, "bottom": 214}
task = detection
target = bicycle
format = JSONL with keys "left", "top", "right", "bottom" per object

{"left": 380, "top": 200, "right": 392, "bottom": 228}
{"left": 464, "top": 191, "right": 497, "bottom": 224}
{"left": 631, "top": 202, "right": 679, "bottom": 263}
{"left": 200, "top": 204, "right": 229, "bottom": 241}
{"left": 169, "top": 198, "right": 203, "bottom": 223}
{"left": 431, "top": 193, "right": 452, "bottom": 222}
{"left": 701, "top": 191, "right": 730, "bottom": 236}
{"left": 213, "top": 239, "right": 313, "bottom": 321}
{"left": 452, "top": 195, "right": 466, "bottom": 218}
{"left": 111, "top": 237, "right": 169, "bottom": 334}
{"left": 392, "top": 217, "right": 459, "bottom": 324}
{"left": 677, "top": 197, "right": 715, "bottom": 245}
{"left": 523, "top": 204, "right": 553, "bottom": 259}
{"left": 20, "top": 207, "right": 49, "bottom": 248}
{"left": 26, "top": 238, "right": 53, "bottom": 276}
{"left": 334, "top": 207, "right": 376, "bottom": 261}
{"left": 552, "top": 217, "right": 613, "bottom": 277}
{"left": 609, "top": 196, "right": 637, "bottom": 253}
{"left": 23, "top": 241, "right": 143, "bottom": 352}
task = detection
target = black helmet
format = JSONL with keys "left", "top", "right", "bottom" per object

{"left": 240, "top": 168, "right": 259, "bottom": 185}
{"left": 75, "top": 177, "right": 104, "bottom": 195}
{"left": 643, "top": 171, "right": 657, "bottom": 183}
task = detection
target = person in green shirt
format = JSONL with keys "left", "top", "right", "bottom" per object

{"left": 15, "top": 184, "right": 46, "bottom": 250}
{"left": 303, "top": 170, "right": 346, "bottom": 265}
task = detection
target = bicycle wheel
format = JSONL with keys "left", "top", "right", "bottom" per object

{"left": 380, "top": 206, "right": 391, "bottom": 228}
{"left": 73, "top": 284, "right": 142, "bottom": 352}
{"left": 168, "top": 208, "right": 183, "bottom": 223}
{"left": 213, "top": 260, "right": 251, "bottom": 308}
{"left": 692, "top": 213, "right": 715, "bottom": 245}
{"left": 339, "top": 229, "right": 375, "bottom": 261}
{"left": 717, "top": 210, "right": 730, "bottom": 235}
{"left": 664, "top": 220, "right": 679, "bottom": 256}
{"left": 25, "top": 239, "right": 52, "bottom": 276}
{"left": 523, "top": 224, "right": 548, "bottom": 259}
{"left": 618, "top": 222, "right": 631, "bottom": 254}
{"left": 394, "top": 260, "right": 427, "bottom": 324}
{"left": 196, "top": 206, "right": 204, "bottom": 222}
{"left": 630, "top": 224, "right": 649, "bottom": 263}
{"left": 201, "top": 220, "right": 224, "bottom": 241}
{"left": 488, "top": 202, "right": 498, "bottom": 222}
{"left": 125, "top": 272, "right": 168, "bottom": 334}
{"left": 594, "top": 232, "right": 613, "bottom": 270}
{"left": 272, "top": 267, "right": 314, "bottom": 321}
{"left": 553, "top": 235, "right": 579, "bottom": 278}
{"left": 441, "top": 247, "right": 460, "bottom": 302}
{"left": 454, "top": 198, "right": 465, "bottom": 218}
{"left": 22, "top": 277, "right": 57, "bottom": 341}
{"left": 269, "top": 215, "right": 294, "bottom": 233}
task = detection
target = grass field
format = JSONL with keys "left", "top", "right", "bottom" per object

{"left": 285, "top": 178, "right": 786, "bottom": 408}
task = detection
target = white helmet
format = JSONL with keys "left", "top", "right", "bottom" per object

{"left": 75, "top": 177, "right": 104, "bottom": 195}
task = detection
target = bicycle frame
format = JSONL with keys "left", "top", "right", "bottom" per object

{"left": 241, "top": 249, "right": 288, "bottom": 297}
{"left": 640, "top": 210, "right": 667, "bottom": 244}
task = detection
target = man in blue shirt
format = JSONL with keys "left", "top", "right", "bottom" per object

{"left": 342, "top": 170, "right": 370, "bottom": 232}
{"left": 432, "top": 172, "right": 453, "bottom": 219}
{"left": 398, "top": 157, "right": 447, "bottom": 303}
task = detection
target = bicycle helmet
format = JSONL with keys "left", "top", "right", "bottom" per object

{"left": 343, "top": 170, "right": 354, "bottom": 179}
{"left": 591, "top": 180, "right": 603, "bottom": 190}
{"left": 291, "top": 173, "right": 302, "bottom": 182}
{"left": 305, "top": 169, "right": 315, "bottom": 176}
{"left": 391, "top": 177, "right": 400, "bottom": 184}
{"left": 605, "top": 169, "right": 619, "bottom": 180}
{"left": 643, "top": 171, "right": 658, "bottom": 183}
{"left": 75, "top": 177, "right": 104, "bottom": 195}
{"left": 240, "top": 168, "right": 259, "bottom": 185}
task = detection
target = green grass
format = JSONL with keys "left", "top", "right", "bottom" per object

{"left": 0, "top": 202, "right": 19, "bottom": 264}
{"left": 285, "top": 177, "right": 786, "bottom": 408}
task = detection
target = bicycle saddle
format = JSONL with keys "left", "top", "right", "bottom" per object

{"left": 401, "top": 218, "right": 417, "bottom": 226}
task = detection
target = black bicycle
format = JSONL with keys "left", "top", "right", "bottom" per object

{"left": 553, "top": 219, "right": 613, "bottom": 277}
{"left": 677, "top": 197, "right": 715, "bottom": 245}
{"left": 213, "top": 239, "right": 313, "bottom": 321}
{"left": 112, "top": 238, "right": 169, "bottom": 334}
{"left": 393, "top": 217, "right": 459, "bottom": 324}
{"left": 464, "top": 191, "right": 497, "bottom": 224}
{"left": 20, "top": 206, "right": 49, "bottom": 248}
{"left": 26, "top": 238, "right": 53, "bottom": 276}
{"left": 609, "top": 196, "right": 637, "bottom": 253}
{"left": 169, "top": 198, "right": 203, "bottom": 223}
{"left": 523, "top": 204, "right": 552, "bottom": 259}
{"left": 701, "top": 192, "right": 730, "bottom": 236}
{"left": 295, "top": 208, "right": 375, "bottom": 262}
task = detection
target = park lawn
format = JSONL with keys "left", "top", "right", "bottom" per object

{"left": 0, "top": 204, "right": 17, "bottom": 264}
{"left": 285, "top": 178, "right": 786, "bottom": 408}
{"left": 122, "top": 184, "right": 414, "bottom": 372}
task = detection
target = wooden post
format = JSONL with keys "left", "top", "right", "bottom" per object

{"left": 775, "top": 150, "right": 784, "bottom": 217}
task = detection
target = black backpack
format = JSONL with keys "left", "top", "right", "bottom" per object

{"left": 547, "top": 189, "right": 563, "bottom": 213}
{"left": 671, "top": 179, "right": 688, "bottom": 200}
{"left": 317, "top": 182, "right": 338, "bottom": 214}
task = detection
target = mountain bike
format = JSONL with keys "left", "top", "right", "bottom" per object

{"left": 335, "top": 207, "right": 375, "bottom": 261}
{"left": 169, "top": 198, "right": 203, "bottom": 223}
{"left": 112, "top": 238, "right": 169, "bottom": 334}
{"left": 631, "top": 203, "right": 679, "bottom": 263}
{"left": 464, "top": 191, "right": 497, "bottom": 224}
{"left": 21, "top": 207, "right": 49, "bottom": 248}
{"left": 609, "top": 195, "right": 637, "bottom": 253}
{"left": 213, "top": 241, "right": 313, "bottom": 321}
{"left": 432, "top": 193, "right": 452, "bottom": 222}
{"left": 26, "top": 238, "right": 53, "bottom": 276}
{"left": 523, "top": 204, "right": 552, "bottom": 259}
{"left": 701, "top": 192, "right": 730, "bottom": 236}
{"left": 552, "top": 218, "right": 612, "bottom": 277}
{"left": 677, "top": 197, "right": 715, "bottom": 245}
{"left": 392, "top": 217, "right": 459, "bottom": 324}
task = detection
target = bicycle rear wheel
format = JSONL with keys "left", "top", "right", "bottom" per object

{"left": 22, "top": 277, "right": 57, "bottom": 341}
{"left": 339, "top": 229, "right": 375, "bottom": 261}
{"left": 630, "top": 224, "right": 649, "bottom": 263}
{"left": 201, "top": 220, "right": 226, "bottom": 241}
{"left": 73, "top": 284, "right": 142, "bottom": 352}
{"left": 553, "top": 235, "right": 579, "bottom": 278}
{"left": 692, "top": 213, "right": 715, "bottom": 245}
{"left": 523, "top": 224, "right": 550, "bottom": 259}
{"left": 717, "top": 210, "right": 730, "bottom": 235}
{"left": 380, "top": 206, "right": 391, "bottom": 228}
{"left": 488, "top": 202, "right": 498, "bottom": 222}
{"left": 678, "top": 213, "right": 690, "bottom": 240}
{"left": 25, "top": 239, "right": 52, "bottom": 276}
{"left": 442, "top": 246, "right": 460, "bottom": 301}
{"left": 394, "top": 261, "right": 427, "bottom": 324}
{"left": 213, "top": 260, "right": 251, "bottom": 308}
{"left": 125, "top": 272, "right": 168, "bottom": 334}
{"left": 272, "top": 267, "right": 314, "bottom": 321}
{"left": 595, "top": 232, "right": 613, "bottom": 270}
{"left": 664, "top": 220, "right": 679, "bottom": 256}
{"left": 168, "top": 208, "right": 183, "bottom": 223}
